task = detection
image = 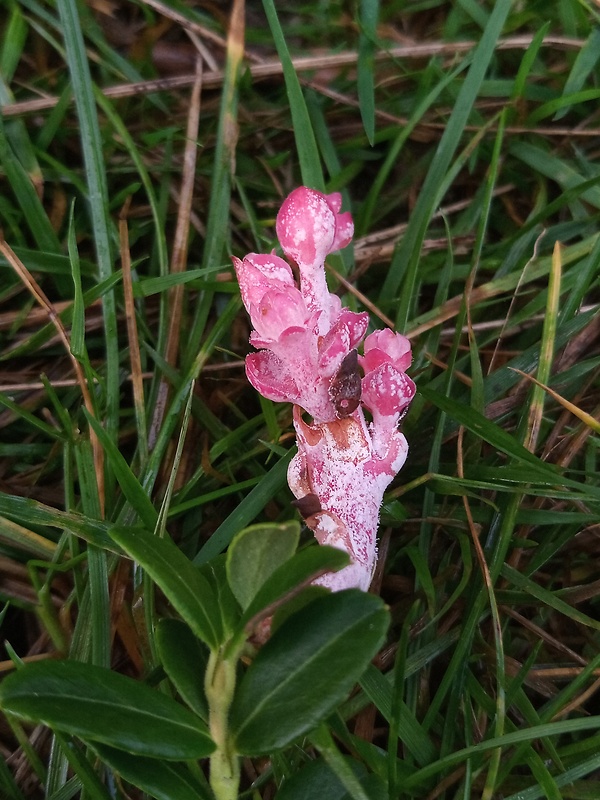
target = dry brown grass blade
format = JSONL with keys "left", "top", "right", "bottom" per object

{"left": 0, "top": 236, "right": 105, "bottom": 513}
{"left": 511, "top": 368, "right": 600, "bottom": 434}
{"left": 1, "top": 36, "right": 587, "bottom": 120}
{"left": 119, "top": 204, "right": 148, "bottom": 461}
{"left": 149, "top": 56, "right": 203, "bottom": 447}
{"left": 166, "top": 56, "right": 203, "bottom": 366}
{"left": 139, "top": 0, "right": 229, "bottom": 51}
{"left": 326, "top": 263, "right": 395, "bottom": 329}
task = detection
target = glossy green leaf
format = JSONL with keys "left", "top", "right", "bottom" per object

{"left": 0, "top": 660, "right": 214, "bottom": 759}
{"left": 110, "top": 526, "right": 223, "bottom": 650}
{"left": 276, "top": 756, "right": 386, "bottom": 800}
{"left": 270, "top": 586, "right": 329, "bottom": 634}
{"left": 240, "top": 544, "right": 350, "bottom": 630}
{"left": 155, "top": 619, "right": 209, "bottom": 720}
{"left": 226, "top": 521, "right": 300, "bottom": 610}
{"left": 91, "top": 744, "right": 212, "bottom": 800}
{"left": 231, "top": 590, "right": 389, "bottom": 754}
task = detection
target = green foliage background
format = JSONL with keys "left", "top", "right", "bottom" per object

{"left": 0, "top": 0, "right": 600, "bottom": 798}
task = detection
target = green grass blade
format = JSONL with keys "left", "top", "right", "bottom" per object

{"left": 379, "top": 0, "right": 512, "bottom": 327}
{"left": 0, "top": 117, "right": 59, "bottom": 252}
{"left": 357, "top": 0, "right": 378, "bottom": 146}
{"left": 194, "top": 449, "right": 294, "bottom": 565}
{"left": 56, "top": 0, "right": 119, "bottom": 502}
{"left": 261, "top": 0, "right": 324, "bottom": 190}
{"left": 555, "top": 26, "right": 600, "bottom": 120}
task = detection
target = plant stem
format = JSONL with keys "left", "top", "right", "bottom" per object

{"left": 205, "top": 649, "right": 240, "bottom": 800}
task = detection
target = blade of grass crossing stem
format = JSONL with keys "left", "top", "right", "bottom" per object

{"left": 357, "top": 0, "right": 378, "bottom": 146}
{"left": 183, "top": 0, "right": 243, "bottom": 369}
{"left": 380, "top": 0, "right": 512, "bottom": 328}
{"left": 56, "top": 0, "right": 119, "bottom": 506}
{"left": 262, "top": 0, "right": 324, "bottom": 190}
{"left": 524, "top": 243, "right": 561, "bottom": 451}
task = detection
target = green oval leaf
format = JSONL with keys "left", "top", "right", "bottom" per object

{"left": 110, "top": 527, "right": 223, "bottom": 650}
{"left": 231, "top": 591, "right": 389, "bottom": 754}
{"left": 0, "top": 660, "right": 214, "bottom": 760}
{"left": 91, "top": 744, "right": 212, "bottom": 800}
{"left": 156, "top": 619, "right": 208, "bottom": 721}
{"left": 226, "top": 521, "right": 300, "bottom": 610}
{"left": 239, "top": 544, "right": 350, "bottom": 630}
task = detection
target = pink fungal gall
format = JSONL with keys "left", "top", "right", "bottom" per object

{"left": 233, "top": 186, "right": 415, "bottom": 592}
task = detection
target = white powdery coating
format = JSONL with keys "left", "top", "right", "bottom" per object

{"left": 289, "top": 413, "right": 406, "bottom": 590}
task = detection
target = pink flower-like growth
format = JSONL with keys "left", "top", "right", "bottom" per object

{"left": 233, "top": 188, "right": 368, "bottom": 423}
{"left": 234, "top": 187, "right": 415, "bottom": 591}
